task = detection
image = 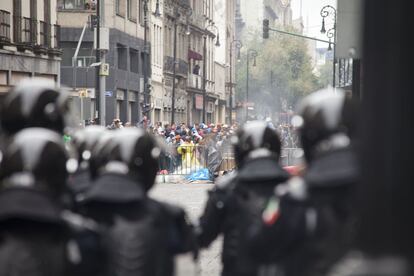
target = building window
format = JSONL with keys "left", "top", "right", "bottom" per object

{"left": 61, "top": 42, "right": 95, "bottom": 67}
{"left": 127, "top": 0, "right": 137, "bottom": 22}
{"left": 0, "top": 10, "right": 11, "bottom": 43}
{"left": 130, "top": 48, "right": 139, "bottom": 73}
{"left": 117, "top": 44, "right": 127, "bottom": 70}
{"left": 116, "top": 0, "right": 126, "bottom": 17}
{"left": 39, "top": 21, "right": 51, "bottom": 48}
{"left": 57, "top": 0, "right": 96, "bottom": 10}
{"left": 138, "top": 0, "right": 145, "bottom": 26}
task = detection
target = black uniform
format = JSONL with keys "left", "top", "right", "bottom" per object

{"left": 280, "top": 146, "right": 359, "bottom": 276}
{"left": 80, "top": 128, "right": 196, "bottom": 276}
{"left": 247, "top": 89, "right": 360, "bottom": 276}
{"left": 197, "top": 121, "right": 289, "bottom": 276}
{"left": 0, "top": 128, "right": 105, "bottom": 276}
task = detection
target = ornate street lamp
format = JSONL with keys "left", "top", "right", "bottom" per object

{"left": 229, "top": 40, "right": 242, "bottom": 124}
{"left": 246, "top": 49, "right": 258, "bottom": 122}
{"left": 142, "top": 0, "right": 162, "bottom": 121}
{"left": 320, "top": 5, "right": 337, "bottom": 87}
{"left": 154, "top": 0, "right": 161, "bottom": 17}
{"left": 202, "top": 24, "right": 220, "bottom": 123}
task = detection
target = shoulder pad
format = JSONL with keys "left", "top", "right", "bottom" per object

{"left": 61, "top": 210, "right": 100, "bottom": 233}
{"left": 214, "top": 171, "right": 238, "bottom": 190}
{"left": 275, "top": 176, "right": 307, "bottom": 201}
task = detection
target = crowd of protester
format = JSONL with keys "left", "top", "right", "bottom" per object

{"left": 87, "top": 116, "right": 300, "bottom": 175}
{"left": 98, "top": 117, "right": 239, "bottom": 175}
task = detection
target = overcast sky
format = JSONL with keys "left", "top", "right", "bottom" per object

{"left": 290, "top": 0, "right": 337, "bottom": 47}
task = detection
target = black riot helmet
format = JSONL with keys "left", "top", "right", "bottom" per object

{"left": 232, "top": 120, "right": 282, "bottom": 168}
{"left": 292, "top": 87, "right": 358, "bottom": 162}
{"left": 0, "top": 78, "right": 70, "bottom": 135}
{"left": 0, "top": 128, "right": 69, "bottom": 198}
{"left": 71, "top": 126, "right": 107, "bottom": 167}
{"left": 90, "top": 128, "right": 161, "bottom": 191}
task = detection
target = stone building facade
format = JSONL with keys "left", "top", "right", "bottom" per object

{"left": 0, "top": 0, "right": 61, "bottom": 96}
{"left": 58, "top": 0, "right": 149, "bottom": 125}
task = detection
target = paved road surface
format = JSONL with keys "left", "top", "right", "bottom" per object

{"left": 150, "top": 182, "right": 222, "bottom": 276}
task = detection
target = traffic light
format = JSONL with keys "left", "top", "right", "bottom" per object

{"left": 263, "top": 19, "right": 269, "bottom": 39}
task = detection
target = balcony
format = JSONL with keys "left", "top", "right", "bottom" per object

{"left": 163, "top": 56, "right": 188, "bottom": 78}
{"left": 49, "top": 24, "right": 62, "bottom": 56}
{"left": 13, "top": 16, "right": 36, "bottom": 51}
{"left": 33, "top": 21, "right": 50, "bottom": 54}
{"left": 57, "top": 0, "right": 96, "bottom": 11}
{"left": 187, "top": 74, "right": 202, "bottom": 90}
{"left": 0, "top": 10, "right": 11, "bottom": 46}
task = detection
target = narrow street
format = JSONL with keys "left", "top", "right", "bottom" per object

{"left": 150, "top": 183, "right": 222, "bottom": 276}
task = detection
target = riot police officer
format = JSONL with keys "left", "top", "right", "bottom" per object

{"left": 0, "top": 128, "right": 106, "bottom": 276}
{"left": 78, "top": 128, "right": 196, "bottom": 276}
{"left": 0, "top": 78, "right": 71, "bottom": 136}
{"left": 196, "top": 120, "right": 290, "bottom": 276}
{"left": 248, "top": 88, "right": 360, "bottom": 276}
{"left": 68, "top": 126, "right": 107, "bottom": 203}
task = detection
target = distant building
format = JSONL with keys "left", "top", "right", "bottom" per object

{"left": 185, "top": 0, "right": 218, "bottom": 124}
{"left": 163, "top": 0, "right": 190, "bottom": 125}
{"left": 0, "top": 0, "right": 61, "bottom": 95}
{"left": 215, "top": 0, "right": 236, "bottom": 124}
{"left": 58, "top": 0, "right": 149, "bottom": 126}
{"left": 150, "top": 0, "right": 164, "bottom": 124}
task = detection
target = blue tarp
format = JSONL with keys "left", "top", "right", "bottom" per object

{"left": 186, "top": 168, "right": 211, "bottom": 181}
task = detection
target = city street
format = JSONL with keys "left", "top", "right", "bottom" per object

{"left": 150, "top": 182, "right": 222, "bottom": 276}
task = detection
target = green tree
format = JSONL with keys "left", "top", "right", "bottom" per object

{"left": 235, "top": 28, "right": 320, "bottom": 117}
{"left": 317, "top": 61, "right": 333, "bottom": 88}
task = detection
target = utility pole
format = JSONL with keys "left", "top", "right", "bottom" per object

{"left": 202, "top": 25, "right": 220, "bottom": 124}
{"left": 143, "top": 0, "right": 149, "bottom": 121}
{"left": 171, "top": 13, "right": 178, "bottom": 125}
{"left": 245, "top": 52, "right": 249, "bottom": 122}
{"left": 202, "top": 35, "right": 207, "bottom": 123}
{"left": 229, "top": 48, "right": 233, "bottom": 125}
{"left": 95, "top": 0, "right": 100, "bottom": 124}
{"left": 98, "top": 0, "right": 106, "bottom": 126}
{"left": 229, "top": 40, "right": 242, "bottom": 125}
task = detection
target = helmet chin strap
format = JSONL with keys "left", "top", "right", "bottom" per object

{"left": 246, "top": 148, "right": 276, "bottom": 161}
{"left": 3, "top": 172, "right": 36, "bottom": 189}
{"left": 313, "top": 133, "right": 351, "bottom": 157}
{"left": 100, "top": 161, "right": 129, "bottom": 176}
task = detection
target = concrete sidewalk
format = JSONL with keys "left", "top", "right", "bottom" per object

{"left": 150, "top": 182, "right": 221, "bottom": 276}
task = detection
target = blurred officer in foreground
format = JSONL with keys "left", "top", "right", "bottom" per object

{"left": 196, "top": 121, "right": 290, "bottom": 276}
{"left": 0, "top": 78, "right": 71, "bottom": 137}
{"left": 248, "top": 88, "right": 359, "bottom": 276}
{"left": 68, "top": 126, "right": 107, "bottom": 205}
{"left": 0, "top": 128, "right": 105, "bottom": 276}
{"left": 78, "top": 128, "right": 196, "bottom": 276}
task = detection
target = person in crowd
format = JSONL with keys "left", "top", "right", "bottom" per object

{"left": 196, "top": 121, "right": 290, "bottom": 276}
{"left": 112, "top": 119, "right": 123, "bottom": 129}
{"left": 177, "top": 136, "right": 199, "bottom": 173}
{"left": 77, "top": 128, "right": 197, "bottom": 276}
